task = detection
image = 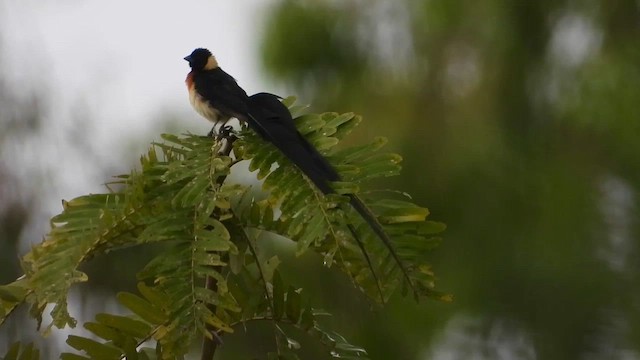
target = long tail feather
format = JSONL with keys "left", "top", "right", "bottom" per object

{"left": 346, "top": 223, "right": 385, "bottom": 303}
{"left": 347, "top": 194, "right": 416, "bottom": 296}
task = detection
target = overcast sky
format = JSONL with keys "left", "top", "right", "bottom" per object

{"left": 0, "top": 0, "right": 277, "bottom": 248}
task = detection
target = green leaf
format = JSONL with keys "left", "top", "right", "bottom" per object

{"left": 95, "top": 313, "right": 152, "bottom": 339}
{"left": 66, "top": 335, "right": 122, "bottom": 359}
{"left": 295, "top": 213, "right": 325, "bottom": 255}
{"left": 288, "top": 104, "right": 309, "bottom": 116}
{"left": 418, "top": 221, "right": 447, "bottom": 234}
{"left": 195, "top": 231, "right": 232, "bottom": 252}
{"left": 83, "top": 321, "right": 122, "bottom": 342}
{"left": 330, "top": 181, "right": 360, "bottom": 195}
{"left": 333, "top": 137, "right": 388, "bottom": 163}
{"left": 0, "top": 281, "right": 28, "bottom": 303}
{"left": 378, "top": 207, "right": 429, "bottom": 224}
{"left": 370, "top": 199, "right": 430, "bottom": 223}
{"left": 325, "top": 112, "right": 355, "bottom": 128}
{"left": 194, "top": 287, "right": 240, "bottom": 312}
{"left": 281, "top": 96, "right": 297, "bottom": 107}
{"left": 137, "top": 282, "right": 168, "bottom": 309}
{"left": 172, "top": 175, "right": 211, "bottom": 208}
{"left": 117, "top": 292, "right": 166, "bottom": 324}
{"left": 295, "top": 114, "right": 325, "bottom": 135}
{"left": 312, "top": 136, "right": 339, "bottom": 151}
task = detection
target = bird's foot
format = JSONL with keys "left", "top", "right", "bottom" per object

{"left": 217, "top": 125, "right": 237, "bottom": 141}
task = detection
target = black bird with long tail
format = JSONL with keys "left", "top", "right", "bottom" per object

{"left": 183, "top": 48, "right": 414, "bottom": 299}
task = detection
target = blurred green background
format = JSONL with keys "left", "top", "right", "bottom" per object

{"left": 256, "top": 1, "right": 640, "bottom": 358}
{"left": 2, "top": 0, "right": 640, "bottom": 359}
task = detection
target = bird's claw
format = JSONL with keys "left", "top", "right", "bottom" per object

{"left": 207, "top": 125, "right": 238, "bottom": 142}
{"left": 216, "top": 125, "right": 237, "bottom": 141}
{"left": 219, "top": 125, "right": 235, "bottom": 138}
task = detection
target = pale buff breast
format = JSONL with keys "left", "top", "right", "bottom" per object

{"left": 188, "top": 86, "right": 223, "bottom": 123}
{"left": 186, "top": 72, "right": 227, "bottom": 124}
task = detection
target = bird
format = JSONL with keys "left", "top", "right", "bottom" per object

{"left": 184, "top": 48, "right": 251, "bottom": 136}
{"left": 183, "top": 48, "right": 414, "bottom": 299}
{"left": 183, "top": 48, "right": 339, "bottom": 190}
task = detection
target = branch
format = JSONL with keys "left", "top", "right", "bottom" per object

{"left": 200, "top": 131, "right": 238, "bottom": 360}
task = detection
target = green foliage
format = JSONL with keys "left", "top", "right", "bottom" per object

{"left": 2, "top": 342, "right": 40, "bottom": 360}
{"left": 0, "top": 99, "right": 445, "bottom": 359}
{"left": 261, "top": 1, "right": 365, "bottom": 89}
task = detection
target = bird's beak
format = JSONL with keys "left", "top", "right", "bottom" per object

{"left": 183, "top": 55, "right": 192, "bottom": 63}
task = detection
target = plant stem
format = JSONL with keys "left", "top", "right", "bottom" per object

{"left": 200, "top": 132, "right": 238, "bottom": 360}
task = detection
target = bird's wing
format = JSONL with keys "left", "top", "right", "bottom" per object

{"left": 194, "top": 68, "right": 251, "bottom": 118}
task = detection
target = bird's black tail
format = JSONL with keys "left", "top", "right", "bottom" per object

{"left": 246, "top": 93, "right": 414, "bottom": 300}
{"left": 246, "top": 93, "right": 339, "bottom": 193}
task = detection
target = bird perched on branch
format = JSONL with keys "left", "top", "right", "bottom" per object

{"left": 184, "top": 48, "right": 251, "bottom": 136}
{"left": 183, "top": 48, "right": 340, "bottom": 195}
{"left": 183, "top": 48, "right": 414, "bottom": 299}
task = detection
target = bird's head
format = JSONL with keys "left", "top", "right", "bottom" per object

{"left": 184, "top": 48, "right": 218, "bottom": 71}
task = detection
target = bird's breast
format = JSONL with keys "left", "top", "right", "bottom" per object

{"left": 185, "top": 71, "right": 194, "bottom": 89}
{"left": 186, "top": 72, "right": 223, "bottom": 123}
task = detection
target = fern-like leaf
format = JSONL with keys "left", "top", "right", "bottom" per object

{"left": 1, "top": 97, "right": 447, "bottom": 359}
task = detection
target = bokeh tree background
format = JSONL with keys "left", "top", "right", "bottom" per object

{"left": 2, "top": 0, "right": 640, "bottom": 359}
